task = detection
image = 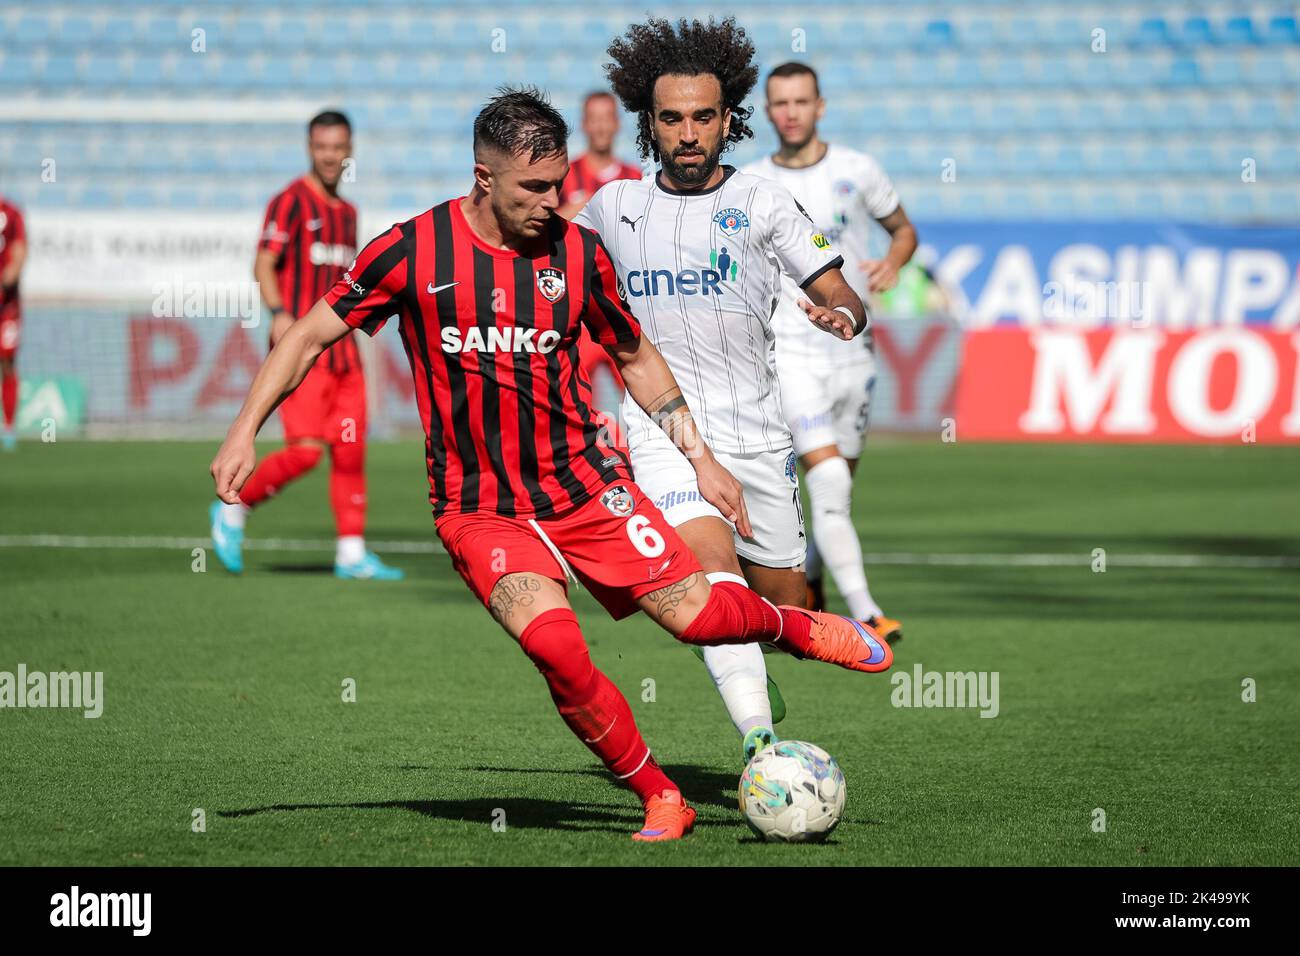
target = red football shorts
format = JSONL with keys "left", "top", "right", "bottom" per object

{"left": 278, "top": 360, "right": 366, "bottom": 444}
{"left": 436, "top": 481, "right": 704, "bottom": 621}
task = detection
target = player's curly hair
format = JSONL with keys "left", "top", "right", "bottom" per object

{"left": 604, "top": 16, "right": 758, "bottom": 162}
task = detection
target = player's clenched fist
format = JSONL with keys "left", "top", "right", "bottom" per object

{"left": 691, "top": 453, "right": 752, "bottom": 540}
{"left": 210, "top": 434, "right": 257, "bottom": 504}
{"left": 797, "top": 297, "right": 857, "bottom": 341}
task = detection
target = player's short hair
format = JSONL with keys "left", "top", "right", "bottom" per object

{"left": 583, "top": 90, "right": 617, "bottom": 113}
{"left": 605, "top": 16, "right": 758, "bottom": 162}
{"left": 308, "top": 110, "right": 351, "bottom": 135}
{"left": 767, "top": 62, "right": 821, "bottom": 98}
{"left": 473, "top": 86, "right": 569, "bottom": 163}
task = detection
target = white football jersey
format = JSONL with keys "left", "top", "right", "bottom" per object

{"left": 742, "top": 144, "right": 899, "bottom": 366}
{"left": 574, "top": 165, "right": 844, "bottom": 454}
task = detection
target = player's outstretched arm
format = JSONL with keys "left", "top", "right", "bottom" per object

{"left": 210, "top": 299, "right": 351, "bottom": 503}
{"left": 797, "top": 267, "right": 870, "bottom": 342}
{"left": 606, "top": 336, "right": 752, "bottom": 539}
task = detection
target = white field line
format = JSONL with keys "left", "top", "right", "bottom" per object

{"left": 0, "top": 535, "right": 1297, "bottom": 569}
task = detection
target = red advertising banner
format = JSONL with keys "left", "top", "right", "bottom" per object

{"left": 955, "top": 327, "right": 1300, "bottom": 443}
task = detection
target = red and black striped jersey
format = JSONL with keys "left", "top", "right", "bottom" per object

{"left": 325, "top": 198, "right": 641, "bottom": 520}
{"left": 259, "top": 177, "right": 360, "bottom": 372}
{"left": 559, "top": 153, "right": 642, "bottom": 208}
{"left": 0, "top": 196, "right": 25, "bottom": 312}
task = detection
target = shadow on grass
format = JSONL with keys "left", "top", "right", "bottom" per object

{"left": 219, "top": 796, "right": 642, "bottom": 833}
{"left": 262, "top": 563, "right": 335, "bottom": 575}
{"left": 465, "top": 763, "right": 741, "bottom": 812}
{"left": 219, "top": 763, "right": 741, "bottom": 833}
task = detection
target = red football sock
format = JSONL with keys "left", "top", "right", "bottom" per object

{"left": 520, "top": 608, "right": 677, "bottom": 804}
{"left": 239, "top": 443, "right": 322, "bottom": 507}
{"left": 1, "top": 370, "right": 16, "bottom": 428}
{"left": 678, "top": 581, "right": 814, "bottom": 655}
{"left": 329, "top": 439, "right": 366, "bottom": 537}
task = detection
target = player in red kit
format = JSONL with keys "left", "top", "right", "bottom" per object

{"left": 210, "top": 89, "right": 890, "bottom": 842}
{"left": 0, "top": 196, "right": 27, "bottom": 451}
{"left": 208, "top": 111, "right": 402, "bottom": 580}
{"left": 557, "top": 91, "right": 643, "bottom": 432}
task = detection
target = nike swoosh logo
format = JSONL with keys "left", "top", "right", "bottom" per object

{"left": 427, "top": 281, "right": 458, "bottom": 295}
{"left": 849, "top": 619, "right": 887, "bottom": 665}
{"left": 647, "top": 558, "right": 672, "bottom": 580}
{"left": 305, "top": 218, "right": 323, "bottom": 230}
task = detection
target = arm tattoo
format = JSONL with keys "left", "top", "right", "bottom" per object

{"left": 645, "top": 572, "right": 700, "bottom": 622}
{"left": 488, "top": 574, "right": 543, "bottom": 625}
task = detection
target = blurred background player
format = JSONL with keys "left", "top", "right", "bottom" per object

{"left": 579, "top": 18, "right": 881, "bottom": 761}
{"left": 557, "top": 91, "right": 643, "bottom": 430}
{"left": 0, "top": 195, "right": 26, "bottom": 451}
{"left": 210, "top": 88, "right": 889, "bottom": 841}
{"left": 208, "top": 111, "right": 402, "bottom": 580}
{"left": 742, "top": 62, "right": 917, "bottom": 641}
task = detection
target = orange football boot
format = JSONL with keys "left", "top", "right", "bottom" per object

{"left": 776, "top": 607, "right": 894, "bottom": 673}
{"left": 632, "top": 789, "right": 697, "bottom": 842}
{"left": 867, "top": 614, "right": 903, "bottom": 645}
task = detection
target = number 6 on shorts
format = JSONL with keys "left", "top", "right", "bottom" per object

{"left": 626, "top": 513, "right": 666, "bottom": 558}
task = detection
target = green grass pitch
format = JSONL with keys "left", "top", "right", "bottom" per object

{"left": 1, "top": 438, "right": 1297, "bottom": 866}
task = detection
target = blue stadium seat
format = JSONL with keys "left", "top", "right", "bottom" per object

{"left": 41, "top": 55, "right": 79, "bottom": 89}
{"left": 101, "top": 15, "right": 137, "bottom": 46}
{"left": 82, "top": 54, "right": 126, "bottom": 88}
{"left": 1222, "top": 17, "right": 1256, "bottom": 45}
{"left": 1263, "top": 16, "right": 1299, "bottom": 45}
{"left": 0, "top": 55, "right": 38, "bottom": 88}
{"left": 920, "top": 20, "right": 955, "bottom": 49}
{"left": 14, "top": 14, "right": 55, "bottom": 45}
{"left": 1181, "top": 16, "right": 1214, "bottom": 47}
{"left": 1134, "top": 18, "right": 1171, "bottom": 47}
{"left": 125, "top": 55, "right": 169, "bottom": 89}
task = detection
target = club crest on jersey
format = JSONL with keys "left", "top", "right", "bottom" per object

{"left": 601, "top": 485, "right": 635, "bottom": 517}
{"left": 712, "top": 207, "right": 750, "bottom": 237}
{"left": 785, "top": 451, "right": 798, "bottom": 485}
{"left": 536, "top": 267, "right": 566, "bottom": 303}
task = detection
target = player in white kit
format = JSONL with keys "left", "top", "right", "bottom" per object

{"left": 577, "top": 18, "right": 890, "bottom": 761}
{"left": 742, "top": 62, "right": 918, "bottom": 641}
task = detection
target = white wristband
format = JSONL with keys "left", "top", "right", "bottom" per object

{"left": 833, "top": 305, "right": 862, "bottom": 335}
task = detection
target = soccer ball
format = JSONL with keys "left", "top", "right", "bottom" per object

{"left": 738, "top": 740, "right": 846, "bottom": 842}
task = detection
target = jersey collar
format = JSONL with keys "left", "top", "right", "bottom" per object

{"left": 654, "top": 164, "right": 737, "bottom": 197}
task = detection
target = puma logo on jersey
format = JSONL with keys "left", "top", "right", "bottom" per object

{"left": 440, "top": 326, "right": 562, "bottom": 353}
{"left": 620, "top": 215, "right": 643, "bottom": 232}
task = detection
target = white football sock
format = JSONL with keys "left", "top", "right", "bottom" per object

{"left": 699, "top": 571, "right": 773, "bottom": 736}
{"left": 336, "top": 535, "right": 366, "bottom": 566}
{"left": 220, "top": 501, "right": 249, "bottom": 530}
{"left": 805, "top": 457, "right": 883, "bottom": 620}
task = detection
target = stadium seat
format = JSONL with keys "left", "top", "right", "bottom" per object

{"left": 13, "top": 14, "right": 56, "bottom": 45}
{"left": 1133, "top": 18, "right": 1171, "bottom": 47}
{"left": 1223, "top": 17, "right": 1257, "bottom": 45}
{"left": 1263, "top": 16, "right": 1299, "bottom": 45}
{"left": 1181, "top": 16, "right": 1215, "bottom": 47}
